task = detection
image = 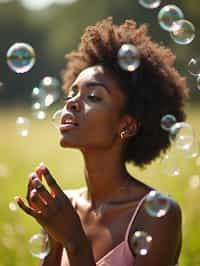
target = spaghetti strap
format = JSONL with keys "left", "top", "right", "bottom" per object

{"left": 125, "top": 194, "right": 147, "bottom": 241}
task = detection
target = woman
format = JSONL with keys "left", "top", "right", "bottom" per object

{"left": 15, "top": 17, "right": 188, "bottom": 266}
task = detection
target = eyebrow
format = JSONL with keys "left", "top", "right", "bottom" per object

{"left": 71, "top": 81, "right": 110, "bottom": 94}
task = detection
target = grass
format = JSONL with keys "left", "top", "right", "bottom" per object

{"left": 0, "top": 106, "right": 200, "bottom": 266}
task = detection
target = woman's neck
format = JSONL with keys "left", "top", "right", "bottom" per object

{"left": 81, "top": 147, "right": 132, "bottom": 208}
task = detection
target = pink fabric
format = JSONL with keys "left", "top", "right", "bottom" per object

{"left": 61, "top": 195, "right": 146, "bottom": 266}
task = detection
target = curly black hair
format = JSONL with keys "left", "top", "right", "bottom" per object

{"left": 62, "top": 17, "right": 188, "bottom": 168}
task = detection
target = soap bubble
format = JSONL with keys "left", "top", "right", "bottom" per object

{"left": 170, "top": 19, "right": 195, "bottom": 45}
{"left": 197, "top": 76, "right": 200, "bottom": 91}
{"left": 28, "top": 233, "right": 50, "bottom": 259}
{"left": 7, "top": 42, "right": 35, "bottom": 73}
{"left": 31, "top": 77, "right": 60, "bottom": 109}
{"left": 52, "top": 109, "right": 63, "bottom": 128}
{"left": 131, "top": 231, "right": 152, "bottom": 255}
{"left": 16, "top": 117, "right": 30, "bottom": 137}
{"left": 158, "top": 5, "right": 184, "bottom": 32}
{"left": 188, "top": 57, "right": 200, "bottom": 76}
{"left": 144, "top": 190, "right": 170, "bottom": 217}
{"left": 138, "top": 0, "right": 161, "bottom": 9}
{"left": 169, "top": 122, "right": 194, "bottom": 151}
{"left": 161, "top": 154, "right": 181, "bottom": 176}
{"left": 189, "top": 175, "right": 200, "bottom": 190}
{"left": 161, "top": 114, "right": 176, "bottom": 131}
{"left": 39, "top": 76, "right": 60, "bottom": 107}
{"left": 182, "top": 137, "right": 199, "bottom": 158}
{"left": 9, "top": 201, "right": 19, "bottom": 212}
{"left": 118, "top": 44, "right": 140, "bottom": 72}
{"left": 33, "top": 110, "right": 47, "bottom": 120}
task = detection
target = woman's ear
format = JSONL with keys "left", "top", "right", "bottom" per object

{"left": 119, "top": 114, "right": 139, "bottom": 139}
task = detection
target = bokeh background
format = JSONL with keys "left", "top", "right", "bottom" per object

{"left": 0, "top": 0, "right": 200, "bottom": 265}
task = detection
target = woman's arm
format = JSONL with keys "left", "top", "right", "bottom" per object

{"left": 129, "top": 198, "right": 182, "bottom": 266}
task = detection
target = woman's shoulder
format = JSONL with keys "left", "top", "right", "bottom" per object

{"left": 127, "top": 190, "right": 182, "bottom": 264}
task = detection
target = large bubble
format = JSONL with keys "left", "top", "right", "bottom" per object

{"left": 144, "top": 190, "right": 170, "bottom": 217}
{"left": 7, "top": 42, "right": 36, "bottom": 73}
{"left": 138, "top": 0, "right": 161, "bottom": 9}
{"left": 158, "top": 5, "right": 184, "bottom": 32}
{"left": 170, "top": 19, "right": 195, "bottom": 45}
{"left": 28, "top": 233, "right": 50, "bottom": 259}
{"left": 118, "top": 44, "right": 140, "bottom": 72}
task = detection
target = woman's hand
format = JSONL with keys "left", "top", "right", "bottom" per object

{"left": 15, "top": 163, "right": 84, "bottom": 247}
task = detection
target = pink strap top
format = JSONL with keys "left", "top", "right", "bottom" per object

{"left": 61, "top": 194, "right": 146, "bottom": 266}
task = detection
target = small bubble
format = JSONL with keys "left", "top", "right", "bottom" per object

{"left": 188, "top": 57, "right": 200, "bottom": 77}
{"left": 9, "top": 201, "right": 19, "bottom": 212}
{"left": 52, "top": 109, "right": 63, "bottom": 129}
{"left": 118, "top": 44, "right": 140, "bottom": 72}
{"left": 7, "top": 42, "right": 35, "bottom": 73}
{"left": 138, "top": 0, "right": 161, "bottom": 9}
{"left": 189, "top": 175, "right": 200, "bottom": 190}
{"left": 16, "top": 116, "right": 30, "bottom": 137}
{"left": 131, "top": 231, "right": 152, "bottom": 256}
{"left": 158, "top": 5, "right": 184, "bottom": 32}
{"left": 161, "top": 114, "right": 176, "bottom": 131}
{"left": 144, "top": 190, "right": 170, "bottom": 217}
{"left": 39, "top": 76, "right": 60, "bottom": 107}
{"left": 170, "top": 19, "right": 195, "bottom": 45}
{"left": 197, "top": 76, "right": 200, "bottom": 91}
{"left": 28, "top": 233, "right": 50, "bottom": 259}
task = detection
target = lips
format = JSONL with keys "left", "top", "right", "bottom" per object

{"left": 59, "top": 112, "right": 79, "bottom": 132}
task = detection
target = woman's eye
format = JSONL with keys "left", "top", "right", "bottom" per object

{"left": 87, "top": 95, "right": 101, "bottom": 102}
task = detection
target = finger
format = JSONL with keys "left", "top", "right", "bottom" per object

{"left": 15, "top": 196, "right": 40, "bottom": 218}
{"left": 27, "top": 172, "right": 38, "bottom": 206}
{"left": 29, "top": 189, "right": 48, "bottom": 215}
{"left": 35, "top": 162, "right": 44, "bottom": 180}
{"left": 33, "top": 178, "right": 53, "bottom": 205}
{"left": 39, "top": 164, "right": 63, "bottom": 196}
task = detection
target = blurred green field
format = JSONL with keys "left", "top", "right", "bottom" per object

{"left": 0, "top": 106, "right": 200, "bottom": 266}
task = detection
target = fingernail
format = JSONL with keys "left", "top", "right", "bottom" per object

{"left": 30, "top": 172, "right": 38, "bottom": 180}
{"left": 34, "top": 178, "right": 43, "bottom": 189}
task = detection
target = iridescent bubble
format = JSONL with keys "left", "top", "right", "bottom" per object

{"left": 144, "top": 190, "right": 170, "bottom": 217}
{"left": 138, "top": 0, "right": 161, "bottom": 9}
{"left": 28, "top": 233, "right": 50, "bottom": 259}
{"left": 158, "top": 5, "right": 184, "bottom": 32}
{"left": 170, "top": 19, "right": 195, "bottom": 45}
{"left": 39, "top": 76, "right": 60, "bottom": 107}
{"left": 161, "top": 154, "right": 181, "bottom": 176}
{"left": 188, "top": 57, "right": 200, "bottom": 76}
{"left": 33, "top": 110, "right": 47, "bottom": 120}
{"left": 7, "top": 42, "right": 35, "bottom": 73}
{"left": 189, "top": 175, "right": 200, "bottom": 190}
{"left": 16, "top": 117, "right": 30, "bottom": 137}
{"left": 118, "top": 44, "right": 140, "bottom": 72}
{"left": 197, "top": 75, "right": 200, "bottom": 91}
{"left": 161, "top": 114, "right": 176, "bottom": 131}
{"left": 169, "top": 122, "right": 194, "bottom": 151}
{"left": 130, "top": 231, "right": 152, "bottom": 256}
{"left": 52, "top": 109, "right": 63, "bottom": 129}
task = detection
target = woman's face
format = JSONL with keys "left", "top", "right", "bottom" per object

{"left": 59, "top": 65, "right": 127, "bottom": 150}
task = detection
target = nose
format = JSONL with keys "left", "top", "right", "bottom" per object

{"left": 65, "top": 98, "right": 81, "bottom": 112}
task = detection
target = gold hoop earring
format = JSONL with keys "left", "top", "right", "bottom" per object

{"left": 120, "top": 130, "right": 127, "bottom": 140}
